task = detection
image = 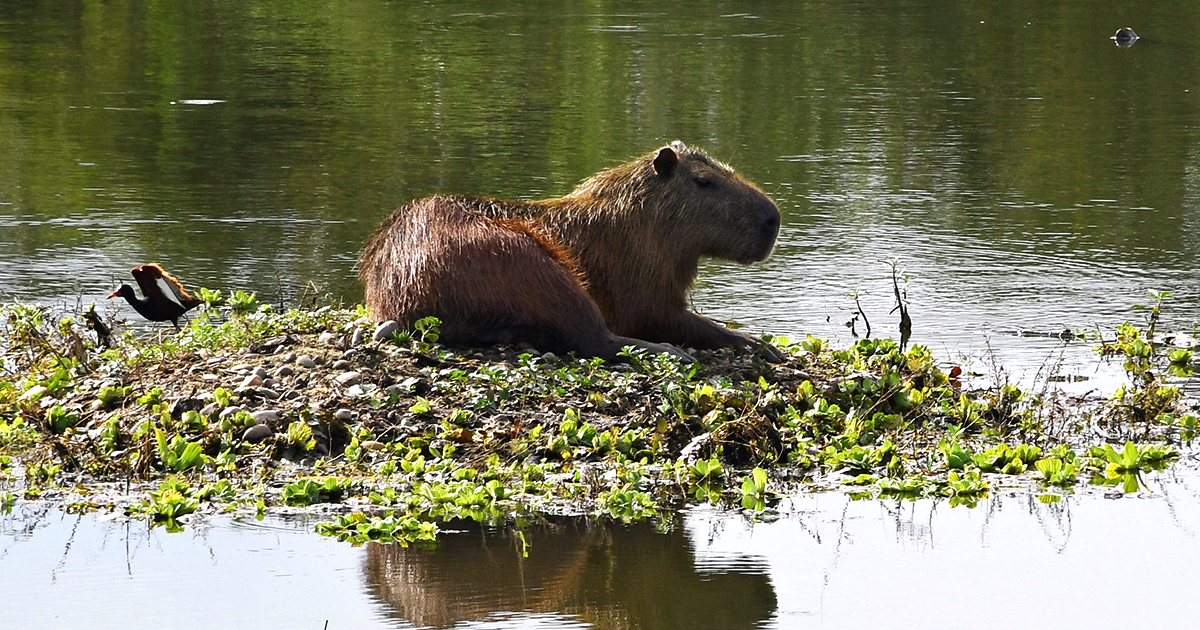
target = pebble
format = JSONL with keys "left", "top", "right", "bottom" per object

{"left": 242, "top": 424, "right": 273, "bottom": 443}
{"left": 252, "top": 366, "right": 270, "bottom": 379}
{"left": 231, "top": 363, "right": 254, "bottom": 373}
{"left": 250, "top": 409, "right": 281, "bottom": 423}
{"left": 19, "top": 386, "right": 48, "bottom": 401}
{"left": 90, "top": 399, "right": 106, "bottom": 412}
{"left": 263, "top": 378, "right": 277, "bottom": 389}
{"left": 335, "top": 371, "right": 361, "bottom": 386}
{"left": 239, "top": 374, "right": 264, "bottom": 389}
{"left": 350, "top": 327, "right": 366, "bottom": 346}
{"left": 360, "top": 440, "right": 384, "bottom": 451}
{"left": 333, "top": 408, "right": 354, "bottom": 422}
{"left": 373, "top": 320, "right": 399, "bottom": 342}
{"left": 332, "top": 359, "right": 353, "bottom": 370}
{"left": 282, "top": 390, "right": 303, "bottom": 401}
{"left": 255, "top": 387, "right": 280, "bottom": 400}
{"left": 272, "top": 366, "right": 293, "bottom": 378}
{"left": 297, "top": 355, "right": 316, "bottom": 369}
{"left": 383, "top": 345, "right": 410, "bottom": 357}
{"left": 317, "top": 331, "right": 338, "bottom": 345}
{"left": 219, "top": 405, "right": 245, "bottom": 420}
{"left": 201, "top": 402, "right": 221, "bottom": 417}
{"left": 205, "top": 356, "right": 226, "bottom": 366}
{"left": 352, "top": 316, "right": 372, "bottom": 327}
{"left": 201, "top": 373, "right": 220, "bottom": 382}
{"left": 282, "top": 352, "right": 297, "bottom": 363}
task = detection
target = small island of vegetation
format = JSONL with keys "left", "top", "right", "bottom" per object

{"left": 0, "top": 288, "right": 1195, "bottom": 545}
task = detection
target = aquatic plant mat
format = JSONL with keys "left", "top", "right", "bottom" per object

{"left": 1, "top": 299, "right": 1196, "bottom": 544}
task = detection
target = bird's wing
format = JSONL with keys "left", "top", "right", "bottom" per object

{"left": 154, "top": 265, "right": 203, "bottom": 309}
{"left": 130, "top": 267, "right": 159, "bottom": 303}
{"left": 131, "top": 264, "right": 201, "bottom": 311}
{"left": 154, "top": 275, "right": 188, "bottom": 309}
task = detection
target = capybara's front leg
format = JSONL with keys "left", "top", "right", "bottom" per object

{"left": 677, "top": 312, "right": 785, "bottom": 362}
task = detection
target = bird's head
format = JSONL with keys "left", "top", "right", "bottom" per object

{"left": 108, "top": 284, "right": 135, "bottom": 300}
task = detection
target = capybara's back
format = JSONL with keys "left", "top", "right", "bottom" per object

{"left": 359, "top": 142, "right": 782, "bottom": 360}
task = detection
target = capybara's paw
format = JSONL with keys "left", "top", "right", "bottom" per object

{"left": 759, "top": 341, "right": 786, "bottom": 363}
{"left": 647, "top": 341, "right": 696, "bottom": 363}
{"left": 730, "top": 330, "right": 786, "bottom": 363}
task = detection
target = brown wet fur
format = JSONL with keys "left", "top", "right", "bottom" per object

{"left": 358, "top": 141, "right": 782, "bottom": 359}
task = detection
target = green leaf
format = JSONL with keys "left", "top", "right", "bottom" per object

{"left": 1104, "top": 444, "right": 1122, "bottom": 466}
{"left": 179, "top": 442, "right": 204, "bottom": 470}
{"left": 942, "top": 443, "right": 972, "bottom": 470}
{"left": 1035, "top": 458, "right": 1062, "bottom": 477}
{"left": 1122, "top": 441, "right": 1139, "bottom": 468}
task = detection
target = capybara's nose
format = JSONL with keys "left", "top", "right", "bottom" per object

{"left": 763, "top": 211, "right": 780, "bottom": 236}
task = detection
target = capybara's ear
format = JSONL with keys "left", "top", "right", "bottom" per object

{"left": 653, "top": 147, "right": 678, "bottom": 177}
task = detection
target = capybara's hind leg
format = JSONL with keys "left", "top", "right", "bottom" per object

{"left": 428, "top": 224, "right": 644, "bottom": 359}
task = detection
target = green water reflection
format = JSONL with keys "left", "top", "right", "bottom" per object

{"left": 1, "top": 0, "right": 1197, "bottom": 367}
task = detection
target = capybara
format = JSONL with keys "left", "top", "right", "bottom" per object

{"left": 359, "top": 141, "right": 783, "bottom": 360}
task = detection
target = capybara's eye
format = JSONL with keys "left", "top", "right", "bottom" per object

{"left": 693, "top": 176, "right": 714, "bottom": 188}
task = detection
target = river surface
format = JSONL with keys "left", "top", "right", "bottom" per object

{"left": 2, "top": 0, "right": 1198, "bottom": 384}
{"left": 3, "top": 1, "right": 1200, "bottom": 627}
{"left": 5, "top": 462, "right": 1200, "bottom": 629}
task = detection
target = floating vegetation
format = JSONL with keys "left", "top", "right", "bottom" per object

{"left": 0, "top": 291, "right": 1196, "bottom": 542}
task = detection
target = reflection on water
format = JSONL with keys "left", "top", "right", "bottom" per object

{"left": 4, "top": 464, "right": 1200, "bottom": 629}
{"left": 364, "top": 518, "right": 775, "bottom": 629}
{"left": 2, "top": 0, "right": 1198, "bottom": 381}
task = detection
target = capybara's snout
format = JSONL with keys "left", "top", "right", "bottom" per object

{"left": 742, "top": 196, "right": 781, "bottom": 263}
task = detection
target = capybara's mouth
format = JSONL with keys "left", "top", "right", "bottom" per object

{"left": 742, "top": 237, "right": 777, "bottom": 263}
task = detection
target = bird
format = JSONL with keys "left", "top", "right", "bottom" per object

{"left": 107, "top": 263, "right": 203, "bottom": 329}
{"left": 1112, "top": 27, "right": 1139, "bottom": 46}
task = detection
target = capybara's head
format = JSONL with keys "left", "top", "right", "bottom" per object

{"left": 591, "top": 141, "right": 780, "bottom": 264}
{"left": 653, "top": 142, "right": 780, "bottom": 263}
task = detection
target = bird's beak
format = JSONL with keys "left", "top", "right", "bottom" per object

{"left": 107, "top": 290, "right": 119, "bottom": 299}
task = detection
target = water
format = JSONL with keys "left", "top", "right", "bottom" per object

{"left": 5, "top": 462, "right": 1200, "bottom": 629}
{"left": 4, "top": 1, "right": 1200, "bottom": 625}
{"left": 2, "top": 0, "right": 1197, "bottom": 383}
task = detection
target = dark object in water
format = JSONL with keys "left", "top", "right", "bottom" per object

{"left": 108, "top": 263, "right": 203, "bottom": 329}
{"left": 1112, "top": 27, "right": 1139, "bottom": 47}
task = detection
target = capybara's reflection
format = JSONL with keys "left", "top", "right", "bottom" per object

{"left": 364, "top": 518, "right": 776, "bottom": 629}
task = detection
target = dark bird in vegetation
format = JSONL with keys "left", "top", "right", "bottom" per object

{"left": 107, "top": 263, "right": 203, "bottom": 329}
{"left": 83, "top": 303, "right": 113, "bottom": 349}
